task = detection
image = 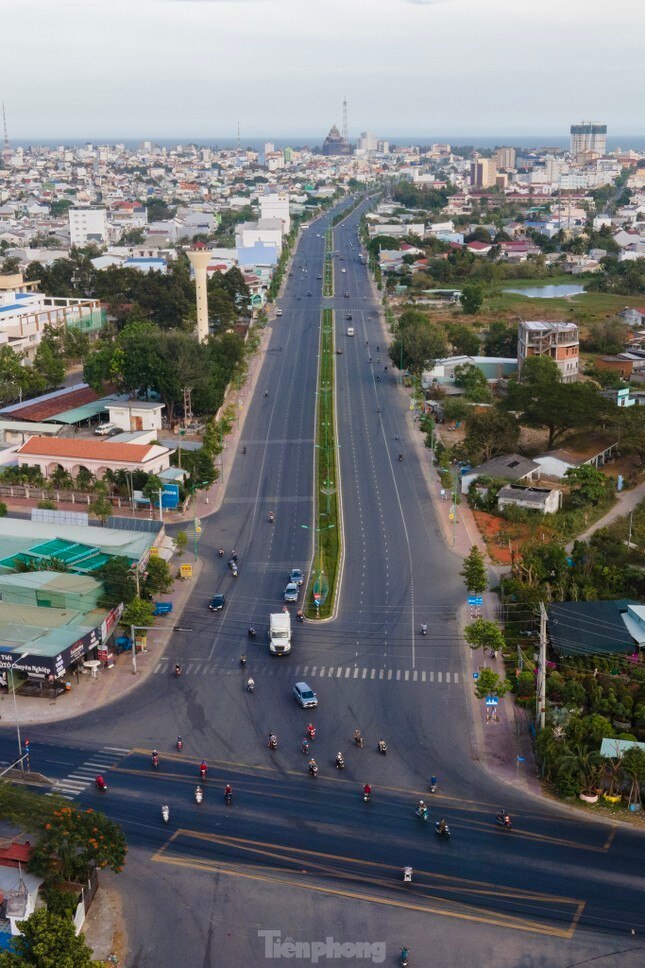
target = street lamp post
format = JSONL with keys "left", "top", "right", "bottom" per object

{"left": 190, "top": 480, "right": 209, "bottom": 560}
{"left": 4, "top": 652, "right": 30, "bottom": 766}
{"left": 129, "top": 624, "right": 192, "bottom": 675}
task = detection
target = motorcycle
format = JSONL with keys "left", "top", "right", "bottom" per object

{"left": 415, "top": 806, "right": 429, "bottom": 822}
{"left": 199, "top": 764, "right": 207, "bottom": 780}
{"left": 218, "top": 548, "right": 224, "bottom": 558}
{"left": 301, "top": 739, "right": 309, "bottom": 755}
{"left": 377, "top": 740, "right": 387, "bottom": 755}
{"left": 224, "top": 789, "right": 233, "bottom": 805}
{"left": 307, "top": 725, "right": 316, "bottom": 741}
{"left": 335, "top": 754, "right": 345, "bottom": 770}
{"left": 231, "top": 564, "right": 238, "bottom": 578}
{"left": 398, "top": 454, "right": 403, "bottom": 462}
{"left": 400, "top": 947, "right": 410, "bottom": 967}
{"left": 240, "top": 654, "right": 247, "bottom": 667}
{"left": 152, "top": 752, "right": 159, "bottom": 769}
{"left": 195, "top": 786, "right": 203, "bottom": 804}
{"left": 248, "top": 627, "right": 256, "bottom": 638}
{"left": 95, "top": 776, "right": 107, "bottom": 792}
{"left": 496, "top": 813, "right": 512, "bottom": 829}
{"left": 161, "top": 804, "right": 170, "bottom": 824}
{"left": 363, "top": 789, "right": 371, "bottom": 803}
{"left": 308, "top": 761, "right": 319, "bottom": 778}
{"left": 247, "top": 678, "right": 255, "bottom": 693}
{"left": 354, "top": 732, "right": 364, "bottom": 749}
{"left": 269, "top": 511, "right": 275, "bottom": 523}
{"left": 403, "top": 867, "right": 413, "bottom": 883}
{"left": 435, "top": 821, "right": 451, "bottom": 839}
{"left": 177, "top": 735, "right": 183, "bottom": 752}
{"left": 268, "top": 735, "right": 278, "bottom": 750}
{"left": 429, "top": 778, "right": 437, "bottom": 794}
{"left": 420, "top": 625, "right": 428, "bottom": 636}
{"left": 174, "top": 665, "right": 182, "bottom": 678}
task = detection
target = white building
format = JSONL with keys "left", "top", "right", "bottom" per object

{"left": 69, "top": 207, "right": 108, "bottom": 246}
{"left": 106, "top": 401, "right": 165, "bottom": 432}
{"left": 0, "top": 288, "right": 105, "bottom": 361}
{"left": 570, "top": 122, "right": 607, "bottom": 157}
{"left": 235, "top": 219, "right": 283, "bottom": 253}
{"left": 259, "top": 193, "right": 290, "bottom": 234}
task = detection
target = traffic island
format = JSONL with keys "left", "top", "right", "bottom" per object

{"left": 305, "top": 308, "right": 341, "bottom": 619}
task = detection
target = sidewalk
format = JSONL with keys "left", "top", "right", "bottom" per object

{"left": 0, "top": 557, "right": 202, "bottom": 726}
{"left": 83, "top": 877, "right": 126, "bottom": 966}
{"left": 565, "top": 478, "right": 645, "bottom": 552}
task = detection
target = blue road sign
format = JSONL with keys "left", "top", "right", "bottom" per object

{"left": 485, "top": 696, "right": 499, "bottom": 706}
{"left": 517, "top": 756, "right": 525, "bottom": 762}
{"left": 467, "top": 596, "right": 477, "bottom": 606}
{"left": 474, "top": 596, "right": 483, "bottom": 606}
{"left": 472, "top": 672, "right": 479, "bottom": 680}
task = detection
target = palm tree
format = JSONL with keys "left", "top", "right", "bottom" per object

{"left": 556, "top": 744, "right": 604, "bottom": 795}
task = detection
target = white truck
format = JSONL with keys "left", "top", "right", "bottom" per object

{"left": 269, "top": 612, "right": 292, "bottom": 655}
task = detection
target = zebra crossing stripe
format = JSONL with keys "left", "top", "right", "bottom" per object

{"left": 413, "top": 671, "right": 417, "bottom": 682}
{"left": 370, "top": 669, "right": 375, "bottom": 679}
{"left": 422, "top": 671, "right": 426, "bottom": 683}
{"left": 404, "top": 671, "right": 409, "bottom": 682}
{"left": 438, "top": 672, "right": 443, "bottom": 683}
{"left": 362, "top": 669, "right": 367, "bottom": 679}
{"left": 353, "top": 668, "right": 359, "bottom": 679}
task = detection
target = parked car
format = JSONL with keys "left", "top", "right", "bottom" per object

{"left": 293, "top": 681, "right": 318, "bottom": 708}
{"left": 95, "top": 423, "right": 119, "bottom": 437}
{"left": 290, "top": 568, "right": 304, "bottom": 586}
{"left": 284, "top": 582, "right": 299, "bottom": 603}
{"left": 208, "top": 594, "right": 225, "bottom": 611}
{"left": 276, "top": 309, "right": 283, "bottom": 317}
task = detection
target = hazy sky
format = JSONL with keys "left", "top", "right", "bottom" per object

{"left": 3, "top": 0, "right": 643, "bottom": 139}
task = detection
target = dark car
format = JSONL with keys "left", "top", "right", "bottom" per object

{"left": 346, "top": 313, "right": 352, "bottom": 320}
{"left": 208, "top": 595, "right": 225, "bottom": 612}
{"left": 344, "top": 292, "right": 350, "bottom": 298}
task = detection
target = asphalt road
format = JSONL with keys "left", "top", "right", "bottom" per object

{"left": 4, "top": 197, "right": 644, "bottom": 968}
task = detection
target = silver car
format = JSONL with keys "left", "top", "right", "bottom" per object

{"left": 284, "top": 582, "right": 299, "bottom": 603}
{"left": 293, "top": 681, "right": 318, "bottom": 708}
{"left": 289, "top": 568, "right": 304, "bottom": 586}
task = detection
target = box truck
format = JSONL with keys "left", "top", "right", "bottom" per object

{"left": 269, "top": 612, "right": 291, "bottom": 655}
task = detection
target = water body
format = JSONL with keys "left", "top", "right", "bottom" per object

{"left": 503, "top": 283, "right": 585, "bottom": 299}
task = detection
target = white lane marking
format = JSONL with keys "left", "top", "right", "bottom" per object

{"left": 422, "top": 671, "right": 426, "bottom": 682}
{"left": 396, "top": 670, "right": 401, "bottom": 680}
{"left": 104, "top": 747, "right": 130, "bottom": 753}
{"left": 438, "top": 672, "right": 443, "bottom": 683}
{"left": 370, "top": 669, "right": 375, "bottom": 679}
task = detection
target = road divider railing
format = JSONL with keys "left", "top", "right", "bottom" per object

{"left": 323, "top": 228, "right": 334, "bottom": 297}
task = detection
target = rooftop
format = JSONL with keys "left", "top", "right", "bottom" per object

{"left": 16, "top": 436, "right": 163, "bottom": 464}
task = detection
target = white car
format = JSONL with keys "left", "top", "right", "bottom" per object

{"left": 95, "top": 423, "right": 119, "bottom": 437}
{"left": 294, "top": 681, "right": 318, "bottom": 708}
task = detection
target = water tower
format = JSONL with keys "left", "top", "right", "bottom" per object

{"left": 187, "top": 241, "right": 211, "bottom": 343}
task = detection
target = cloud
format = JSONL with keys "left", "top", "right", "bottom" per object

{"left": 405, "top": 0, "right": 451, "bottom": 5}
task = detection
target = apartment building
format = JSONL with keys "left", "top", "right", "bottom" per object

{"left": 69, "top": 207, "right": 108, "bottom": 246}
{"left": 259, "top": 193, "right": 290, "bottom": 234}
{"left": 570, "top": 122, "right": 607, "bottom": 158}
{"left": 517, "top": 320, "right": 579, "bottom": 383}
{"left": 470, "top": 154, "right": 497, "bottom": 189}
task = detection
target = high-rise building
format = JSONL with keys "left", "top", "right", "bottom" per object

{"left": 358, "top": 131, "right": 378, "bottom": 152}
{"left": 470, "top": 154, "right": 497, "bottom": 189}
{"left": 494, "top": 147, "right": 516, "bottom": 170}
{"left": 259, "top": 192, "right": 290, "bottom": 235}
{"left": 570, "top": 122, "right": 607, "bottom": 157}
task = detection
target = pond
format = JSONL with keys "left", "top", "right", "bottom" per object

{"left": 503, "top": 283, "right": 585, "bottom": 299}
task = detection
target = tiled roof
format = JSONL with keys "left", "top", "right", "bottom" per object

{"left": 1, "top": 385, "right": 114, "bottom": 422}
{"left": 17, "top": 436, "right": 154, "bottom": 463}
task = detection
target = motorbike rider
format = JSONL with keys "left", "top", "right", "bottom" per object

{"left": 218, "top": 548, "right": 224, "bottom": 557}
{"left": 177, "top": 735, "right": 183, "bottom": 751}
{"left": 240, "top": 654, "right": 247, "bottom": 667}
{"left": 95, "top": 775, "right": 106, "bottom": 790}
{"left": 499, "top": 808, "right": 511, "bottom": 826}
{"left": 354, "top": 728, "right": 363, "bottom": 747}
{"left": 421, "top": 623, "right": 428, "bottom": 635}
{"left": 152, "top": 750, "right": 159, "bottom": 767}
{"left": 247, "top": 677, "right": 255, "bottom": 692}
{"left": 398, "top": 453, "right": 403, "bottom": 461}
{"left": 378, "top": 739, "right": 387, "bottom": 753}
{"left": 430, "top": 774, "right": 437, "bottom": 791}
{"left": 437, "top": 817, "right": 448, "bottom": 833}
{"left": 268, "top": 732, "right": 278, "bottom": 748}
{"left": 224, "top": 783, "right": 232, "bottom": 801}
{"left": 308, "top": 758, "right": 318, "bottom": 775}
{"left": 301, "top": 738, "right": 309, "bottom": 754}
{"left": 195, "top": 784, "right": 203, "bottom": 800}
{"left": 199, "top": 761, "right": 207, "bottom": 778}
{"left": 336, "top": 752, "right": 344, "bottom": 767}
{"left": 248, "top": 627, "right": 256, "bottom": 637}
{"left": 307, "top": 723, "right": 316, "bottom": 740}
{"left": 269, "top": 510, "right": 275, "bottom": 522}
{"left": 417, "top": 799, "right": 428, "bottom": 819}
{"left": 174, "top": 664, "right": 181, "bottom": 677}
{"left": 363, "top": 782, "right": 372, "bottom": 799}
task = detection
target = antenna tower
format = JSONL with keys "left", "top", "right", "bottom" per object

{"left": 342, "top": 97, "right": 349, "bottom": 144}
{"left": 2, "top": 104, "right": 9, "bottom": 161}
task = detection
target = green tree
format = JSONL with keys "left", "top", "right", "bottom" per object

{"left": 175, "top": 531, "right": 188, "bottom": 555}
{"left": 474, "top": 667, "right": 511, "bottom": 700}
{"left": 142, "top": 473, "right": 163, "bottom": 505}
{"left": 446, "top": 323, "right": 480, "bottom": 356}
{"left": 622, "top": 746, "right": 645, "bottom": 807}
{"left": 454, "top": 363, "right": 491, "bottom": 402}
{"left": 122, "top": 596, "right": 155, "bottom": 629}
{"left": 460, "top": 283, "right": 484, "bottom": 315}
{"left": 391, "top": 321, "right": 447, "bottom": 378}
{"left": 460, "top": 545, "right": 488, "bottom": 594}
{"left": 0, "top": 908, "right": 94, "bottom": 968}
{"left": 89, "top": 493, "right": 112, "bottom": 526}
{"left": 443, "top": 397, "right": 469, "bottom": 423}
{"left": 97, "top": 556, "right": 137, "bottom": 607}
{"left": 29, "top": 805, "right": 127, "bottom": 883}
{"left": 564, "top": 465, "right": 611, "bottom": 507}
{"left": 484, "top": 321, "right": 518, "bottom": 357}
{"left": 465, "top": 618, "right": 505, "bottom": 655}
{"left": 556, "top": 744, "right": 603, "bottom": 795}
{"left": 464, "top": 408, "right": 520, "bottom": 462}
{"left": 145, "top": 556, "right": 173, "bottom": 595}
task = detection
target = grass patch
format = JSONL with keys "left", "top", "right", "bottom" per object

{"left": 305, "top": 308, "right": 341, "bottom": 619}
{"left": 323, "top": 228, "right": 334, "bottom": 297}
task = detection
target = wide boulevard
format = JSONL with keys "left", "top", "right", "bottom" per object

{"left": 2, "top": 198, "right": 643, "bottom": 967}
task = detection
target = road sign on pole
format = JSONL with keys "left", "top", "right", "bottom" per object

{"left": 485, "top": 696, "right": 499, "bottom": 706}
{"left": 472, "top": 672, "right": 479, "bottom": 680}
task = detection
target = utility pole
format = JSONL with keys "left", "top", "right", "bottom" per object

{"left": 536, "top": 603, "right": 547, "bottom": 730}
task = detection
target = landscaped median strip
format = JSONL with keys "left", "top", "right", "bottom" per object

{"left": 323, "top": 228, "right": 334, "bottom": 297}
{"left": 304, "top": 308, "right": 341, "bottom": 619}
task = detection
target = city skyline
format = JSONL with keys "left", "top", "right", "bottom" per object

{"left": 3, "top": 0, "right": 643, "bottom": 138}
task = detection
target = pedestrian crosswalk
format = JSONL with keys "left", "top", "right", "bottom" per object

{"left": 50, "top": 746, "right": 131, "bottom": 801}
{"left": 154, "top": 659, "right": 459, "bottom": 685}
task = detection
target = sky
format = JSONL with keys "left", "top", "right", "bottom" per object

{"left": 3, "top": 0, "right": 644, "bottom": 140}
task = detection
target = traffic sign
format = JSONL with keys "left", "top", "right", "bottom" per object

{"left": 484, "top": 696, "right": 499, "bottom": 706}
{"left": 467, "top": 595, "right": 477, "bottom": 606}
{"left": 472, "top": 672, "right": 479, "bottom": 680}
{"left": 517, "top": 756, "right": 525, "bottom": 762}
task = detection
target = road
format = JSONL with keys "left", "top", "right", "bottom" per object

{"left": 4, "top": 197, "right": 644, "bottom": 967}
